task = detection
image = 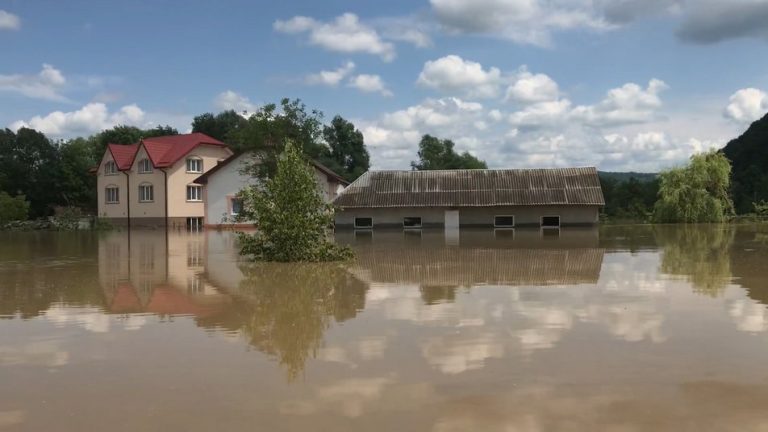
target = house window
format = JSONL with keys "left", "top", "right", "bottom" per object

{"left": 186, "top": 157, "right": 203, "bottom": 173}
{"left": 494, "top": 215, "right": 515, "bottom": 228}
{"left": 104, "top": 161, "right": 117, "bottom": 175}
{"left": 230, "top": 198, "right": 243, "bottom": 216}
{"left": 138, "top": 183, "right": 154, "bottom": 202}
{"left": 138, "top": 158, "right": 152, "bottom": 173}
{"left": 186, "top": 184, "right": 202, "bottom": 201}
{"left": 541, "top": 216, "right": 561, "bottom": 228}
{"left": 105, "top": 186, "right": 119, "bottom": 204}
{"left": 354, "top": 217, "right": 373, "bottom": 229}
{"left": 403, "top": 217, "right": 422, "bottom": 229}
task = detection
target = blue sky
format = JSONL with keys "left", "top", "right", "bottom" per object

{"left": 3, "top": 0, "right": 768, "bottom": 171}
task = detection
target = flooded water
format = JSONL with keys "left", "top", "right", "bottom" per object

{"left": 2, "top": 225, "right": 768, "bottom": 431}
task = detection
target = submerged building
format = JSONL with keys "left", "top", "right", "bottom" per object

{"left": 333, "top": 167, "right": 605, "bottom": 229}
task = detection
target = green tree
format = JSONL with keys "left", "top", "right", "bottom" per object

{"left": 722, "top": 113, "right": 768, "bottom": 213}
{"left": 321, "top": 115, "right": 370, "bottom": 181}
{"left": 653, "top": 150, "right": 734, "bottom": 223}
{"left": 411, "top": 134, "right": 487, "bottom": 170}
{"left": 236, "top": 98, "right": 326, "bottom": 177}
{"left": 191, "top": 110, "right": 247, "bottom": 144}
{"left": 0, "top": 128, "right": 61, "bottom": 217}
{"left": 0, "top": 192, "right": 30, "bottom": 224}
{"left": 237, "top": 141, "right": 352, "bottom": 262}
{"left": 58, "top": 137, "right": 98, "bottom": 209}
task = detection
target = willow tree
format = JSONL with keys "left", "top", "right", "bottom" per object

{"left": 653, "top": 150, "right": 734, "bottom": 223}
{"left": 236, "top": 141, "right": 352, "bottom": 262}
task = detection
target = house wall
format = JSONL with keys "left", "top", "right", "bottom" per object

{"left": 335, "top": 205, "right": 600, "bottom": 228}
{"left": 96, "top": 150, "right": 128, "bottom": 221}
{"left": 166, "top": 145, "right": 232, "bottom": 219}
{"left": 127, "top": 145, "right": 167, "bottom": 223}
{"left": 204, "top": 156, "right": 344, "bottom": 227}
{"left": 204, "top": 154, "right": 257, "bottom": 226}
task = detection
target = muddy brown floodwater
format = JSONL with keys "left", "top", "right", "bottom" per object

{"left": 2, "top": 225, "right": 768, "bottom": 431}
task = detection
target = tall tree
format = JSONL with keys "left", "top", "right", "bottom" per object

{"left": 722, "top": 112, "right": 768, "bottom": 213}
{"left": 321, "top": 115, "right": 370, "bottom": 182}
{"left": 653, "top": 150, "right": 734, "bottom": 223}
{"left": 237, "top": 140, "right": 352, "bottom": 262}
{"left": 191, "top": 110, "right": 247, "bottom": 144}
{"left": 411, "top": 134, "right": 487, "bottom": 170}
{"left": 0, "top": 128, "right": 61, "bottom": 217}
{"left": 236, "top": 98, "right": 326, "bottom": 177}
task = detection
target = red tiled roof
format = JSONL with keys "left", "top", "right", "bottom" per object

{"left": 107, "top": 133, "right": 228, "bottom": 171}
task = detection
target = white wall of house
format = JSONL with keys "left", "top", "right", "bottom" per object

{"left": 204, "top": 154, "right": 258, "bottom": 225}
{"left": 203, "top": 154, "right": 345, "bottom": 226}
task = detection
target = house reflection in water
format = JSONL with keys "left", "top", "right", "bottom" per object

{"left": 98, "top": 230, "right": 231, "bottom": 318}
{"left": 96, "top": 228, "right": 606, "bottom": 378}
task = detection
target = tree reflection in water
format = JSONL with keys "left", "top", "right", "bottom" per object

{"left": 201, "top": 262, "right": 367, "bottom": 380}
{"left": 655, "top": 224, "right": 734, "bottom": 297}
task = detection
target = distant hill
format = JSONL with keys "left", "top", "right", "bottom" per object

{"left": 598, "top": 171, "right": 657, "bottom": 182}
{"left": 722, "top": 113, "right": 768, "bottom": 213}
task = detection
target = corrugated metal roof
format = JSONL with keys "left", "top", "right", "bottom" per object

{"left": 333, "top": 167, "right": 605, "bottom": 208}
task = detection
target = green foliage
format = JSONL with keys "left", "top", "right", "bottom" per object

{"left": 600, "top": 175, "right": 659, "bottom": 222}
{"left": 0, "top": 128, "right": 61, "bottom": 217}
{"left": 236, "top": 98, "right": 327, "bottom": 177}
{"left": 321, "top": 115, "right": 370, "bottom": 182}
{"left": 0, "top": 192, "right": 29, "bottom": 224}
{"left": 754, "top": 200, "right": 768, "bottom": 217}
{"left": 411, "top": 134, "right": 487, "bottom": 170}
{"left": 653, "top": 151, "right": 734, "bottom": 223}
{"left": 191, "top": 110, "right": 247, "bottom": 144}
{"left": 237, "top": 141, "right": 353, "bottom": 262}
{"left": 722, "top": 113, "right": 768, "bottom": 213}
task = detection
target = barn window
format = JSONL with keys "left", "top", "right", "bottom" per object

{"left": 494, "top": 215, "right": 515, "bottom": 228}
{"left": 541, "top": 216, "right": 561, "bottom": 228}
{"left": 354, "top": 217, "right": 373, "bottom": 229}
{"left": 403, "top": 217, "right": 422, "bottom": 229}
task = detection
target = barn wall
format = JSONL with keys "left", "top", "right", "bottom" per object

{"left": 335, "top": 205, "right": 600, "bottom": 228}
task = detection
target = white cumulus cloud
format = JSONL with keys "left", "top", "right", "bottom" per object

{"left": 306, "top": 61, "right": 356, "bottom": 86}
{"left": 0, "top": 10, "right": 20, "bottom": 30}
{"left": 417, "top": 55, "right": 502, "bottom": 99}
{"left": 274, "top": 13, "right": 396, "bottom": 62}
{"left": 505, "top": 68, "right": 560, "bottom": 103}
{"left": 0, "top": 64, "right": 68, "bottom": 101}
{"left": 10, "top": 103, "right": 146, "bottom": 137}
{"left": 724, "top": 88, "right": 768, "bottom": 124}
{"left": 348, "top": 74, "right": 393, "bottom": 97}
{"left": 214, "top": 90, "right": 257, "bottom": 113}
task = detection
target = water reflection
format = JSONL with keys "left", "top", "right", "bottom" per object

{"left": 4, "top": 226, "right": 768, "bottom": 430}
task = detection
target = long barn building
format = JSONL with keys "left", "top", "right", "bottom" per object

{"left": 333, "top": 167, "right": 605, "bottom": 229}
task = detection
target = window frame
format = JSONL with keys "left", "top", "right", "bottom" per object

{"left": 186, "top": 157, "right": 203, "bottom": 174}
{"left": 104, "top": 161, "right": 118, "bottom": 176}
{"left": 494, "top": 215, "right": 515, "bottom": 228}
{"left": 138, "top": 158, "right": 153, "bottom": 174}
{"left": 354, "top": 217, "right": 373, "bottom": 229}
{"left": 403, "top": 216, "right": 422, "bottom": 229}
{"left": 229, "top": 197, "right": 243, "bottom": 216}
{"left": 138, "top": 183, "right": 154, "bottom": 203}
{"left": 105, "top": 186, "right": 119, "bottom": 204}
{"left": 186, "top": 184, "right": 203, "bottom": 202}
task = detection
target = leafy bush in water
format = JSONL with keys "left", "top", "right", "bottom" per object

{"left": 237, "top": 141, "right": 353, "bottom": 262}
{"left": 0, "top": 192, "right": 30, "bottom": 225}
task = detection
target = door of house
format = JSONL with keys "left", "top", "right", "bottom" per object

{"left": 444, "top": 210, "right": 460, "bottom": 230}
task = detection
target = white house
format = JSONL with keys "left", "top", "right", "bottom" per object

{"left": 194, "top": 152, "right": 348, "bottom": 228}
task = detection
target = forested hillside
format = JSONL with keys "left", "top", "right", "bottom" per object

{"left": 722, "top": 113, "right": 768, "bottom": 214}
